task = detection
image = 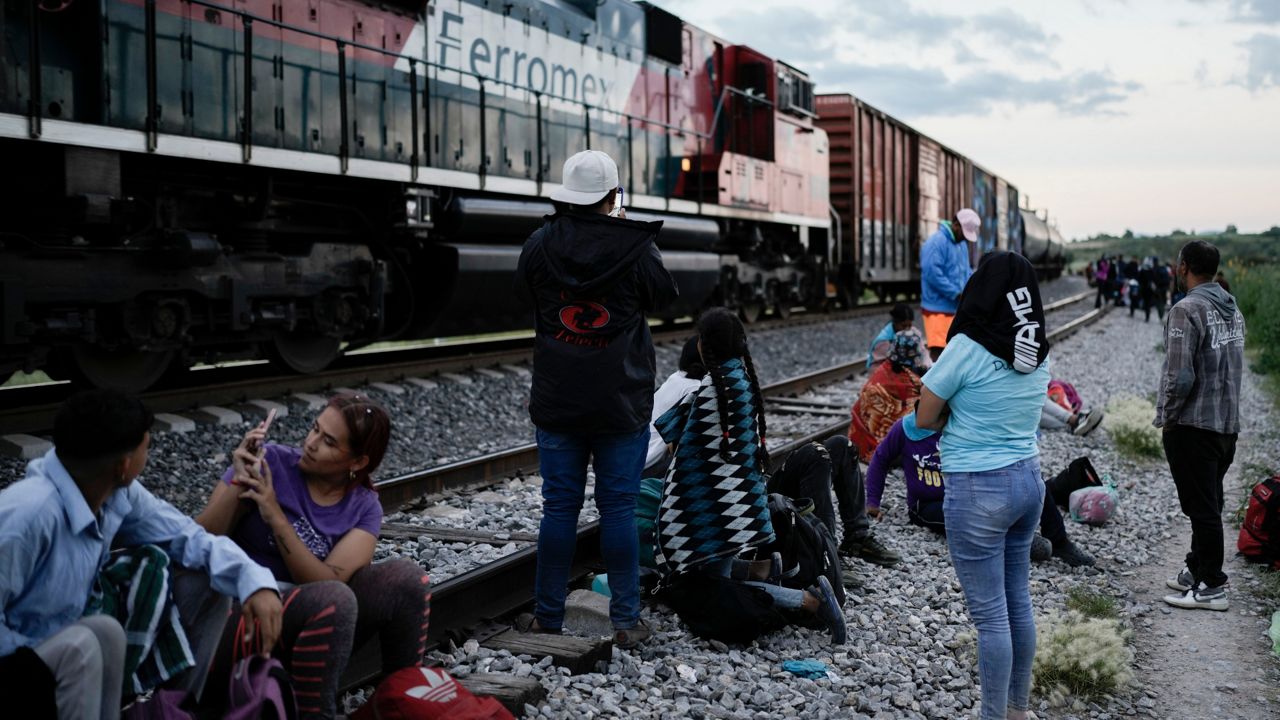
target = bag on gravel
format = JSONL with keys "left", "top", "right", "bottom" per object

{"left": 657, "top": 569, "right": 788, "bottom": 645}
{"left": 1069, "top": 484, "right": 1119, "bottom": 526}
{"left": 350, "top": 666, "right": 514, "bottom": 720}
{"left": 1238, "top": 475, "right": 1280, "bottom": 569}
{"left": 766, "top": 494, "right": 845, "bottom": 605}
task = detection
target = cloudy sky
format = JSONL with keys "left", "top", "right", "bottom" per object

{"left": 650, "top": 0, "right": 1280, "bottom": 240}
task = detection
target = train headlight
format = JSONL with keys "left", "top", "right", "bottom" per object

{"left": 403, "top": 193, "right": 434, "bottom": 227}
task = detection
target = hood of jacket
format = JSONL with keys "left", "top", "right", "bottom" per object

{"left": 1189, "top": 282, "right": 1237, "bottom": 317}
{"left": 539, "top": 212, "right": 664, "bottom": 295}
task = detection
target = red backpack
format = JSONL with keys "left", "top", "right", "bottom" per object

{"left": 1238, "top": 476, "right": 1280, "bottom": 569}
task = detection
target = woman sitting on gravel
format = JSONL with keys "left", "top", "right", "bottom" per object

{"left": 196, "top": 394, "right": 429, "bottom": 720}
{"left": 654, "top": 307, "right": 847, "bottom": 644}
{"left": 915, "top": 252, "right": 1050, "bottom": 720}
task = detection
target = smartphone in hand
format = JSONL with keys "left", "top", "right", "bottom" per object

{"left": 609, "top": 187, "right": 625, "bottom": 217}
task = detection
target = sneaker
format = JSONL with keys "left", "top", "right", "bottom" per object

{"left": 840, "top": 533, "right": 901, "bottom": 566}
{"left": 1166, "top": 566, "right": 1194, "bottom": 593}
{"left": 1163, "top": 582, "right": 1228, "bottom": 611}
{"left": 1073, "top": 409, "right": 1104, "bottom": 436}
{"left": 613, "top": 620, "right": 652, "bottom": 649}
{"left": 767, "top": 551, "right": 783, "bottom": 584}
{"left": 809, "top": 576, "right": 848, "bottom": 645}
{"left": 1051, "top": 540, "right": 1095, "bottom": 568}
{"left": 1030, "top": 535, "right": 1052, "bottom": 562}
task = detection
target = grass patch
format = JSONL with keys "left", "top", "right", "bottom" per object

{"left": 1033, "top": 611, "right": 1133, "bottom": 705}
{"left": 1065, "top": 588, "right": 1119, "bottom": 620}
{"left": 1104, "top": 396, "right": 1163, "bottom": 459}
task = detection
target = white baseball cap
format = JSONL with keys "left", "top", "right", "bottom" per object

{"left": 549, "top": 150, "right": 619, "bottom": 205}
{"left": 956, "top": 208, "right": 981, "bottom": 243}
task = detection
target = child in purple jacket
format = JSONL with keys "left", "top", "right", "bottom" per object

{"left": 865, "top": 413, "right": 1094, "bottom": 567}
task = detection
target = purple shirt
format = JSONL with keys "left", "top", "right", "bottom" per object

{"left": 865, "top": 420, "right": 945, "bottom": 510}
{"left": 222, "top": 444, "right": 382, "bottom": 583}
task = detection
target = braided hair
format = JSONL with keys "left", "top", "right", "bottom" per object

{"left": 696, "top": 308, "right": 770, "bottom": 468}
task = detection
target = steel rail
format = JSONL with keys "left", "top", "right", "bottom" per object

{"left": 0, "top": 304, "right": 892, "bottom": 435}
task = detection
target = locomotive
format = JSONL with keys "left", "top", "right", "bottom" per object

{"left": 0, "top": 0, "right": 1063, "bottom": 392}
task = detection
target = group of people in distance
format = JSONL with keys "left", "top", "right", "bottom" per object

{"left": 0, "top": 149, "right": 1248, "bottom": 720}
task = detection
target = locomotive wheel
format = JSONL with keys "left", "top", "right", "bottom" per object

{"left": 774, "top": 302, "right": 793, "bottom": 320}
{"left": 739, "top": 302, "right": 764, "bottom": 324}
{"left": 267, "top": 331, "right": 341, "bottom": 375}
{"left": 69, "top": 345, "right": 175, "bottom": 393}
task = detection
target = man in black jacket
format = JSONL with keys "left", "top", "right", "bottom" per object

{"left": 517, "top": 150, "right": 678, "bottom": 648}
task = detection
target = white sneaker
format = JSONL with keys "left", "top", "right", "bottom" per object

{"left": 1166, "top": 566, "right": 1193, "bottom": 593}
{"left": 1163, "top": 582, "right": 1228, "bottom": 611}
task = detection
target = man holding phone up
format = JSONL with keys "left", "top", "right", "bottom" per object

{"left": 0, "top": 390, "right": 281, "bottom": 719}
{"left": 517, "top": 150, "right": 677, "bottom": 649}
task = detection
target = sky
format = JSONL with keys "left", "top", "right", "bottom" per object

{"left": 649, "top": 0, "right": 1280, "bottom": 240}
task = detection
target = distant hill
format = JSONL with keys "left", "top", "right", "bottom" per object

{"left": 1071, "top": 227, "right": 1280, "bottom": 267}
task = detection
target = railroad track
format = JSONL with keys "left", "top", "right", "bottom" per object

{"left": 349, "top": 295, "right": 1107, "bottom": 690}
{"left": 0, "top": 302, "right": 896, "bottom": 435}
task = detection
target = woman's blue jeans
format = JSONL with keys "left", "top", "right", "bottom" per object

{"left": 944, "top": 456, "right": 1045, "bottom": 720}
{"left": 534, "top": 427, "right": 648, "bottom": 630}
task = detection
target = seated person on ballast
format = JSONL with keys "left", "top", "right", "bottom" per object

{"left": 0, "top": 390, "right": 282, "bottom": 720}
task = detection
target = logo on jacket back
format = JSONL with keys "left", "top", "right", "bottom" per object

{"left": 1006, "top": 286, "right": 1041, "bottom": 372}
{"left": 559, "top": 302, "right": 611, "bottom": 333}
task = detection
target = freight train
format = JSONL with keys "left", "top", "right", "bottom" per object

{"left": 0, "top": 0, "right": 1064, "bottom": 391}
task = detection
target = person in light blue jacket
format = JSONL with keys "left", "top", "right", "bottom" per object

{"left": 920, "top": 208, "right": 980, "bottom": 360}
{"left": 0, "top": 390, "right": 282, "bottom": 720}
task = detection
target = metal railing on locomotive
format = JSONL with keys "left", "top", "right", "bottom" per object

{"left": 22, "top": 0, "right": 778, "bottom": 207}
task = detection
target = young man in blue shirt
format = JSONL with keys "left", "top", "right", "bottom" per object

{"left": 0, "top": 390, "right": 282, "bottom": 719}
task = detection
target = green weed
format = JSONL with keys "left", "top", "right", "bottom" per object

{"left": 1065, "top": 588, "right": 1119, "bottom": 620}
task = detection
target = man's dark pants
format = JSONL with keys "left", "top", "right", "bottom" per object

{"left": 1163, "top": 424, "right": 1238, "bottom": 588}
{"left": 768, "top": 436, "right": 868, "bottom": 542}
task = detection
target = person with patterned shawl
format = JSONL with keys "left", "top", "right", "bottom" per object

{"left": 653, "top": 308, "right": 847, "bottom": 644}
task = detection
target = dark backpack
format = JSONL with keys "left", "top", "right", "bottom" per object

{"left": 766, "top": 494, "right": 845, "bottom": 606}
{"left": 1238, "top": 476, "right": 1280, "bottom": 569}
{"left": 657, "top": 568, "right": 788, "bottom": 645}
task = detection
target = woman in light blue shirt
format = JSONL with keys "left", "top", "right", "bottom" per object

{"left": 915, "top": 252, "right": 1051, "bottom": 720}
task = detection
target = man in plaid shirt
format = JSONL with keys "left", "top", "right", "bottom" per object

{"left": 1156, "top": 240, "right": 1246, "bottom": 612}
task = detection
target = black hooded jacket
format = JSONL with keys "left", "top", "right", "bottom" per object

{"left": 517, "top": 212, "right": 679, "bottom": 434}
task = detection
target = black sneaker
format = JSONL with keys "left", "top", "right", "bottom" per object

{"left": 1073, "top": 409, "right": 1104, "bottom": 437}
{"left": 1051, "top": 540, "right": 1095, "bottom": 567}
{"left": 1163, "top": 582, "right": 1228, "bottom": 611}
{"left": 1166, "top": 566, "right": 1193, "bottom": 593}
{"left": 840, "top": 533, "right": 901, "bottom": 566}
{"left": 809, "top": 576, "right": 847, "bottom": 645}
{"left": 1030, "top": 535, "right": 1052, "bottom": 562}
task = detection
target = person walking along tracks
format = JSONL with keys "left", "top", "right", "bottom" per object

{"left": 517, "top": 150, "right": 678, "bottom": 648}
{"left": 1157, "top": 240, "right": 1246, "bottom": 612}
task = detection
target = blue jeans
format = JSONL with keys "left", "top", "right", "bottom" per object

{"left": 710, "top": 558, "right": 805, "bottom": 609}
{"left": 534, "top": 427, "right": 648, "bottom": 630}
{"left": 944, "top": 456, "right": 1044, "bottom": 720}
